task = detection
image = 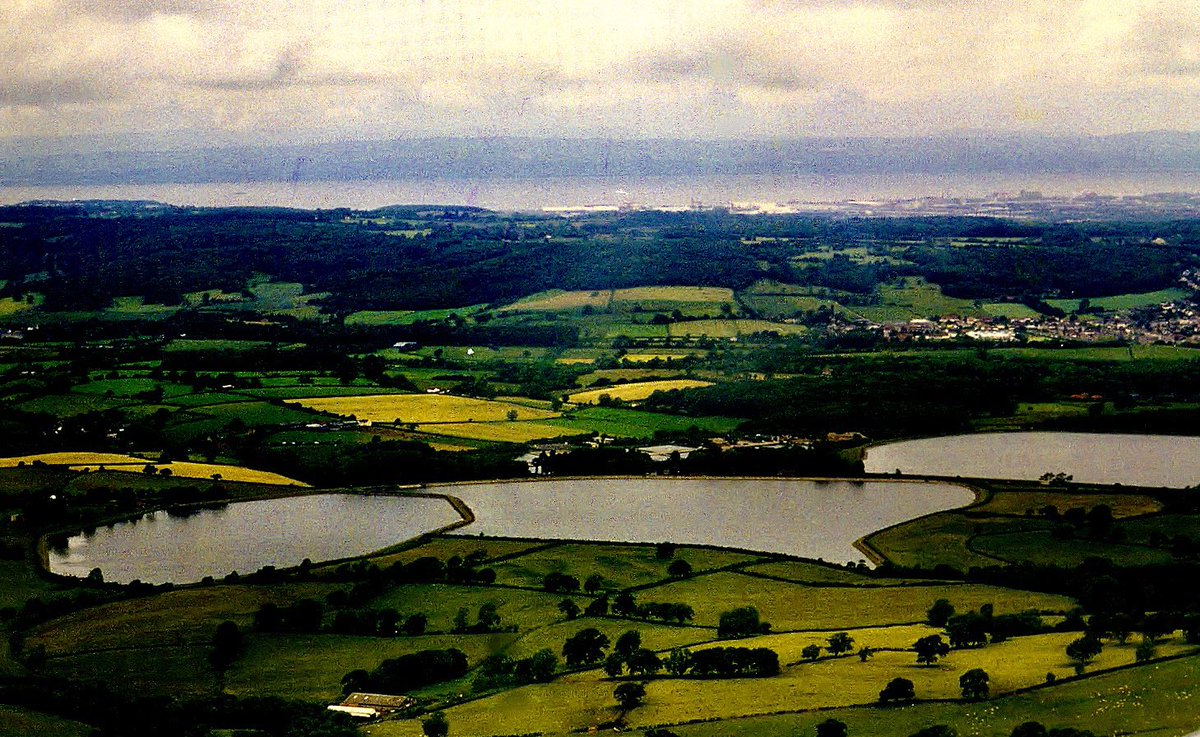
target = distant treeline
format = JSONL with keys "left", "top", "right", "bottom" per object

{"left": 2, "top": 204, "right": 1199, "bottom": 314}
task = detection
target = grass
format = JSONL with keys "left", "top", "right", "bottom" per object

{"left": 43, "top": 646, "right": 217, "bottom": 699}
{"left": 667, "top": 320, "right": 807, "bottom": 338}
{"left": 499, "top": 290, "right": 613, "bottom": 312}
{"left": 741, "top": 561, "right": 935, "bottom": 587}
{"left": 993, "top": 344, "right": 1200, "bottom": 361}
{"left": 103, "top": 296, "right": 179, "bottom": 319}
{"left": 1046, "top": 288, "right": 1190, "bottom": 313}
{"left": 0, "top": 452, "right": 150, "bottom": 468}
{"left": 369, "top": 584, "right": 570, "bottom": 634}
{"left": 226, "top": 633, "right": 514, "bottom": 702}
{"left": 358, "top": 537, "right": 547, "bottom": 571}
{"left": 162, "top": 339, "right": 276, "bottom": 352}
{"left": 982, "top": 302, "right": 1043, "bottom": 319}
{"left": 970, "top": 530, "right": 1176, "bottom": 567}
{"left": 69, "top": 461, "right": 308, "bottom": 486}
{"left": 345, "top": 306, "right": 484, "bottom": 326}
{"left": 621, "top": 353, "right": 698, "bottom": 363}
{"left": 0, "top": 706, "right": 92, "bottom": 737}
{"left": 654, "top": 652, "right": 1200, "bottom": 737}
{"left": 418, "top": 422, "right": 586, "bottom": 443}
{"left": 487, "top": 543, "right": 758, "bottom": 591}
{"left": 0, "top": 560, "right": 60, "bottom": 609}
{"left": 973, "top": 491, "right": 1163, "bottom": 518}
{"left": 864, "top": 513, "right": 1038, "bottom": 570}
{"left": 287, "top": 394, "right": 561, "bottom": 424}
{"left": 637, "top": 572, "right": 1075, "bottom": 631}
{"left": 72, "top": 378, "right": 192, "bottom": 398}
{"left": 567, "top": 380, "right": 713, "bottom": 405}
{"left": 377, "top": 632, "right": 1193, "bottom": 737}
{"left": 0, "top": 297, "right": 37, "bottom": 318}
{"left": 547, "top": 406, "right": 742, "bottom": 439}
{"left": 575, "top": 369, "right": 684, "bottom": 386}
{"left": 613, "top": 287, "right": 736, "bottom": 304}
{"left": 16, "top": 393, "right": 129, "bottom": 417}
{"left": 26, "top": 584, "right": 339, "bottom": 656}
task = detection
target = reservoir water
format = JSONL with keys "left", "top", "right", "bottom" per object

{"left": 442, "top": 477, "right": 974, "bottom": 563}
{"left": 865, "top": 432, "right": 1200, "bottom": 488}
{"left": 46, "top": 493, "right": 463, "bottom": 584}
{"left": 47, "top": 478, "right": 974, "bottom": 583}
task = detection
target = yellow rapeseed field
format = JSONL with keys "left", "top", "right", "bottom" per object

{"left": 68, "top": 462, "right": 308, "bottom": 486}
{"left": 567, "top": 379, "right": 712, "bottom": 405}
{"left": 0, "top": 452, "right": 148, "bottom": 467}
{"left": 287, "top": 393, "right": 561, "bottom": 425}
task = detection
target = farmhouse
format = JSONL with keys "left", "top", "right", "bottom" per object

{"left": 327, "top": 692, "right": 414, "bottom": 718}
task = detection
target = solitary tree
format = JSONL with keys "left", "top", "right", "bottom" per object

{"left": 879, "top": 677, "right": 916, "bottom": 704}
{"left": 1065, "top": 635, "right": 1103, "bottom": 671}
{"left": 558, "top": 599, "right": 580, "bottom": 620}
{"left": 927, "top": 599, "right": 955, "bottom": 627}
{"left": 422, "top": 711, "right": 449, "bottom": 737}
{"left": 857, "top": 646, "right": 875, "bottom": 662}
{"left": 913, "top": 635, "right": 950, "bottom": 665}
{"left": 209, "top": 620, "right": 243, "bottom": 673}
{"left": 816, "top": 718, "right": 849, "bottom": 737}
{"left": 614, "top": 630, "right": 642, "bottom": 660}
{"left": 627, "top": 648, "right": 663, "bottom": 677}
{"left": 827, "top": 632, "right": 855, "bottom": 656}
{"left": 802, "top": 644, "right": 822, "bottom": 661}
{"left": 664, "top": 647, "right": 692, "bottom": 676}
{"left": 614, "top": 682, "right": 646, "bottom": 710}
{"left": 959, "top": 668, "right": 990, "bottom": 700}
{"left": 667, "top": 559, "right": 693, "bottom": 579}
{"left": 563, "top": 628, "right": 610, "bottom": 667}
{"left": 1009, "top": 723, "right": 1047, "bottom": 737}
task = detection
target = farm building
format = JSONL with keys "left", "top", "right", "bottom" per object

{"left": 327, "top": 692, "right": 414, "bottom": 718}
{"left": 636, "top": 444, "right": 700, "bottom": 462}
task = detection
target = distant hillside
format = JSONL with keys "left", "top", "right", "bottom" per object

{"left": 3, "top": 133, "right": 1200, "bottom": 186}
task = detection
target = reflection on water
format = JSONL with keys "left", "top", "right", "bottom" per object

{"left": 445, "top": 477, "right": 974, "bottom": 563}
{"left": 47, "top": 494, "right": 463, "bottom": 584}
{"left": 865, "top": 432, "right": 1200, "bottom": 488}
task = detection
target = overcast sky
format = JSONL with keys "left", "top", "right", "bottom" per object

{"left": 3, "top": 0, "right": 1198, "bottom": 147}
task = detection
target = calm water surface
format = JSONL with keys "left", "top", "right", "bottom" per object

{"left": 443, "top": 477, "right": 974, "bottom": 563}
{"left": 865, "top": 432, "right": 1200, "bottom": 488}
{"left": 47, "top": 493, "right": 462, "bottom": 584}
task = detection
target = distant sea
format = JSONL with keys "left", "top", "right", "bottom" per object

{"left": 1, "top": 172, "right": 1198, "bottom": 212}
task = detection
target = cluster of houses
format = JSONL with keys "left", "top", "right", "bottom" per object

{"left": 837, "top": 295, "right": 1200, "bottom": 347}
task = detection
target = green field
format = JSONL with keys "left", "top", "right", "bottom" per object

{"left": 982, "top": 302, "right": 1043, "bottom": 319}
{"left": 637, "top": 571, "right": 1075, "bottom": 631}
{"left": 667, "top": 319, "right": 807, "bottom": 338}
{"left": 487, "top": 543, "right": 758, "bottom": 591}
{"left": 548, "top": 406, "right": 742, "bottom": 439}
{"left": 1046, "top": 287, "right": 1190, "bottom": 313}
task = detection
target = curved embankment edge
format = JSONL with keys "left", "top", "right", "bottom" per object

{"left": 853, "top": 477, "right": 989, "bottom": 566}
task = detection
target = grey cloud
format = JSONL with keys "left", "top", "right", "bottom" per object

{"left": 1133, "top": 11, "right": 1200, "bottom": 76}
{"left": 633, "top": 45, "right": 823, "bottom": 92}
{"left": 180, "top": 44, "right": 391, "bottom": 92}
{"left": 55, "top": 0, "right": 223, "bottom": 22}
{"left": 0, "top": 76, "right": 115, "bottom": 106}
